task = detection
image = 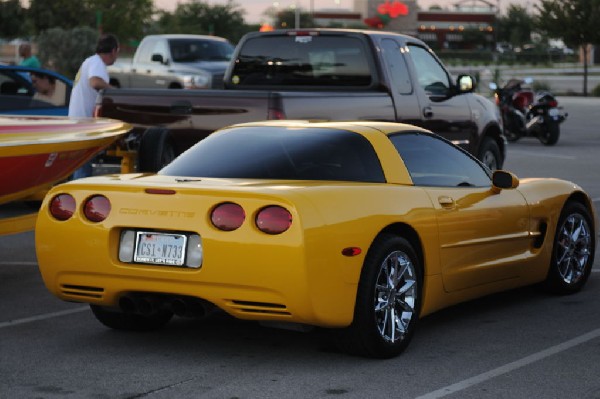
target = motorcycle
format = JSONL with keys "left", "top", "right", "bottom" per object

{"left": 489, "top": 77, "right": 567, "bottom": 145}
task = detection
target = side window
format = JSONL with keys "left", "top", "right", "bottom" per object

{"left": 381, "top": 39, "right": 412, "bottom": 95}
{"left": 135, "top": 39, "right": 156, "bottom": 63}
{"left": 154, "top": 40, "right": 169, "bottom": 62}
{"left": 407, "top": 45, "right": 451, "bottom": 96}
{"left": 390, "top": 132, "right": 491, "bottom": 187}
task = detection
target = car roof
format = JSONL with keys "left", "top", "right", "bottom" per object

{"left": 228, "top": 119, "right": 432, "bottom": 137}
{"left": 0, "top": 65, "right": 72, "bottom": 84}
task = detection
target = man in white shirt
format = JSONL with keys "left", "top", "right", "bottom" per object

{"left": 69, "top": 34, "right": 119, "bottom": 177}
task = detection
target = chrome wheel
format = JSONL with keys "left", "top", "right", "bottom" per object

{"left": 334, "top": 235, "right": 421, "bottom": 358}
{"left": 545, "top": 202, "right": 595, "bottom": 294}
{"left": 555, "top": 212, "right": 592, "bottom": 285}
{"left": 374, "top": 250, "right": 417, "bottom": 343}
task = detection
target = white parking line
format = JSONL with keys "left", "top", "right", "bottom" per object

{"left": 507, "top": 150, "right": 576, "bottom": 160}
{"left": 415, "top": 327, "right": 600, "bottom": 399}
{"left": 0, "top": 307, "right": 88, "bottom": 329}
{"left": 0, "top": 261, "right": 37, "bottom": 266}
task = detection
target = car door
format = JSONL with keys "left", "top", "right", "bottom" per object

{"left": 390, "top": 132, "right": 531, "bottom": 292}
{"left": 404, "top": 44, "right": 475, "bottom": 150}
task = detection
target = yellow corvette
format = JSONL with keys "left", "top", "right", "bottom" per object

{"left": 36, "top": 121, "right": 597, "bottom": 358}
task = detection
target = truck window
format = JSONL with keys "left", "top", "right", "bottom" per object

{"left": 381, "top": 39, "right": 412, "bottom": 95}
{"left": 168, "top": 39, "right": 234, "bottom": 62}
{"left": 406, "top": 45, "right": 450, "bottom": 96}
{"left": 135, "top": 38, "right": 159, "bottom": 63}
{"left": 230, "top": 35, "right": 373, "bottom": 87}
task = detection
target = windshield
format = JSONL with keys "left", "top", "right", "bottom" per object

{"left": 160, "top": 126, "right": 386, "bottom": 182}
{"left": 169, "top": 39, "right": 234, "bottom": 62}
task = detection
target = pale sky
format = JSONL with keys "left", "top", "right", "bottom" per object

{"left": 153, "top": 0, "right": 535, "bottom": 24}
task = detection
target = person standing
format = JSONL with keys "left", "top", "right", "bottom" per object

{"left": 69, "top": 33, "right": 119, "bottom": 178}
{"left": 18, "top": 43, "right": 41, "bottom": 68}
{"left": 68, "top": 33, "right": 119, "bottom": 118}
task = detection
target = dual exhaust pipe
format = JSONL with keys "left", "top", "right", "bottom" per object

{"left": 118, "top": 294, "right": 213, "bottom": 318}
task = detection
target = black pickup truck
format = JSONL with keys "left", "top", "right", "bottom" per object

{"left": 96, "top": 29, "right": 505, "bottom": 171}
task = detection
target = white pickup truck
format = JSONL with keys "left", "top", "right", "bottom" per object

{"left": 108, "top": 34, "right": 234, "bottom": 90}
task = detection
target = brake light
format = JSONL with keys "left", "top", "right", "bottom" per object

{"left": 49, "top": 194, "right": 76, "bottom": 221}
{"left": 286, "top": 31, "right": 319, "bottom": 36}
{"left": 83, "top": 195, "right": 111, "bottom": 222}
{"left": 548, "top": 99, "right": 558, "bottom": 107}
{"left": 211, "top": 202, "right": 245, "bottom": 231}
{"left": 268, "top": 108, "right": 286, "bottom": 120}
{"left": 256, "top": 206, "right": 292, "bottom": 234}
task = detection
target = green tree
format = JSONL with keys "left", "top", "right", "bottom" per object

{"left": 0, "top": 0, "right": 27, "bottom": 39}
{"left": 154, "top": 0, "right": 250, "bottom": 43}
{"left": 90, "top": 0, "right": 154, "bottom": 43}
{"left": 28, "top": 0, "right": 93, "bottom": 33}
{"left": 275, "top": 9, "right": 315, "bottom": 29}
{"left": 27, "top": 0, "right": 153, "bottom": 44}
{"left": 36, "top": 27, "right": 98, "bottom": 78}
{"left": 496, "top": 4, "right": 533, "bottom": 47}
{"left": 536, "top": 0, "right": 600, "bottom": 95}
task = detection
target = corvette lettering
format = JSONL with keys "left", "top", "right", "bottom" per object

{"left": 119, "top": 208, "right": 195, "bottom": 218}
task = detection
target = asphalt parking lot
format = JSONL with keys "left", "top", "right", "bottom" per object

{"left": 1, "top": 96, "right": 599, "bottom": 398}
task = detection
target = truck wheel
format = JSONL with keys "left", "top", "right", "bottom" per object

{"left": 478, "top": 137, "right": 502, "bottom": 170}
{"left": 138, "top": 127, "right": 176, "bottom": 172}
{"left": 333, "top": 235, "right": 421, "bottom": 358}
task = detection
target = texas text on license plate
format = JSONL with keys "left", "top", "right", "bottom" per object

{"left": 134, "top": 231, "right": 187, "bottom": 266}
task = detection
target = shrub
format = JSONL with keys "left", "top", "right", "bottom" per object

{"left": 36, "top": 27, "right": 98, "bottom": 79}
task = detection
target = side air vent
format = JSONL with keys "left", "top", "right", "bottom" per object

{"left": 228, "top": 300, "right": 291, "bottom": 316}
{"left": 533, "top": 221, "right": 548, "bottom": 249}
{"left": 60, "top": 285, "right": 105, "bottom": 299}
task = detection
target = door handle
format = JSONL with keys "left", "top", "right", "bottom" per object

{"left": 423, "top": 107, "right": 433, "bottom": 118}
{"left": 438, "top": 196, "right": 455, "bottom": 208}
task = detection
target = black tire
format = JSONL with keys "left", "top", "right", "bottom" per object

{"left": 538, "top": 118, "right": 560, "bottom": 146}
{"left": 90, "top": 304, "right": 173, "bottom": 331}
{"left": 478, "top": 137, "right": 502, "bottom": 170}
{"left": 543, "top": 201, "right": 595, "bottom": 294}
{"left": 138, "top": 127, "right": 176, "bottom": 172}
{"left": 334, "top": 235, "right": 421, "bottom": 359}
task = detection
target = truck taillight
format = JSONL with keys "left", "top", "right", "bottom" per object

{"left": 268, "top": 108, "right": 286, "bottom": 120}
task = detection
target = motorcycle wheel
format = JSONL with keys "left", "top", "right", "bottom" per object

{"left": 538, "top": 119, "right": 560, "bottom": 146}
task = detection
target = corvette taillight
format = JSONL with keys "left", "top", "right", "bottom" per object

{"left": 256, "top": 206, "right": 292, "bottom": 234}
{"left": 49, "top": 194, "right": 76, "bottom": 221}
{"left": 211, "top": 202, "right": 245, "bottom": 231}
{"left": 83, "top": 195, "right": 111, "bottom": 222}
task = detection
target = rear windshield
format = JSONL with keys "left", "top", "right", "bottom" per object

{"left": 160, "top": 126, "right": 385, "bottom": 183}
{"left": 228, "top": 35, "right": 373, "bottom": 87}
{"left": 169, "top": 39, "right": 234, "bottom": 62}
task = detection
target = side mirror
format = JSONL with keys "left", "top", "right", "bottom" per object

{"left": 491, "top": 170, "right": 519, "bottom": 193}
{"left": 457, "top": 74, "right": 475, "bottom": 93}
{"left": 151, "top": 53, "right": 165, "bottom": 64}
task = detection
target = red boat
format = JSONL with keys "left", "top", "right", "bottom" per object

{"left": 0, "top": 115, "right": 131, "bottom": 234}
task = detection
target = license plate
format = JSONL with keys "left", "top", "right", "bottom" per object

{"left": 134, "top": 232, "right": 187, "bottom": 266}
{"left": 548, "top": 108, "right": 560, "bottom": 117}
